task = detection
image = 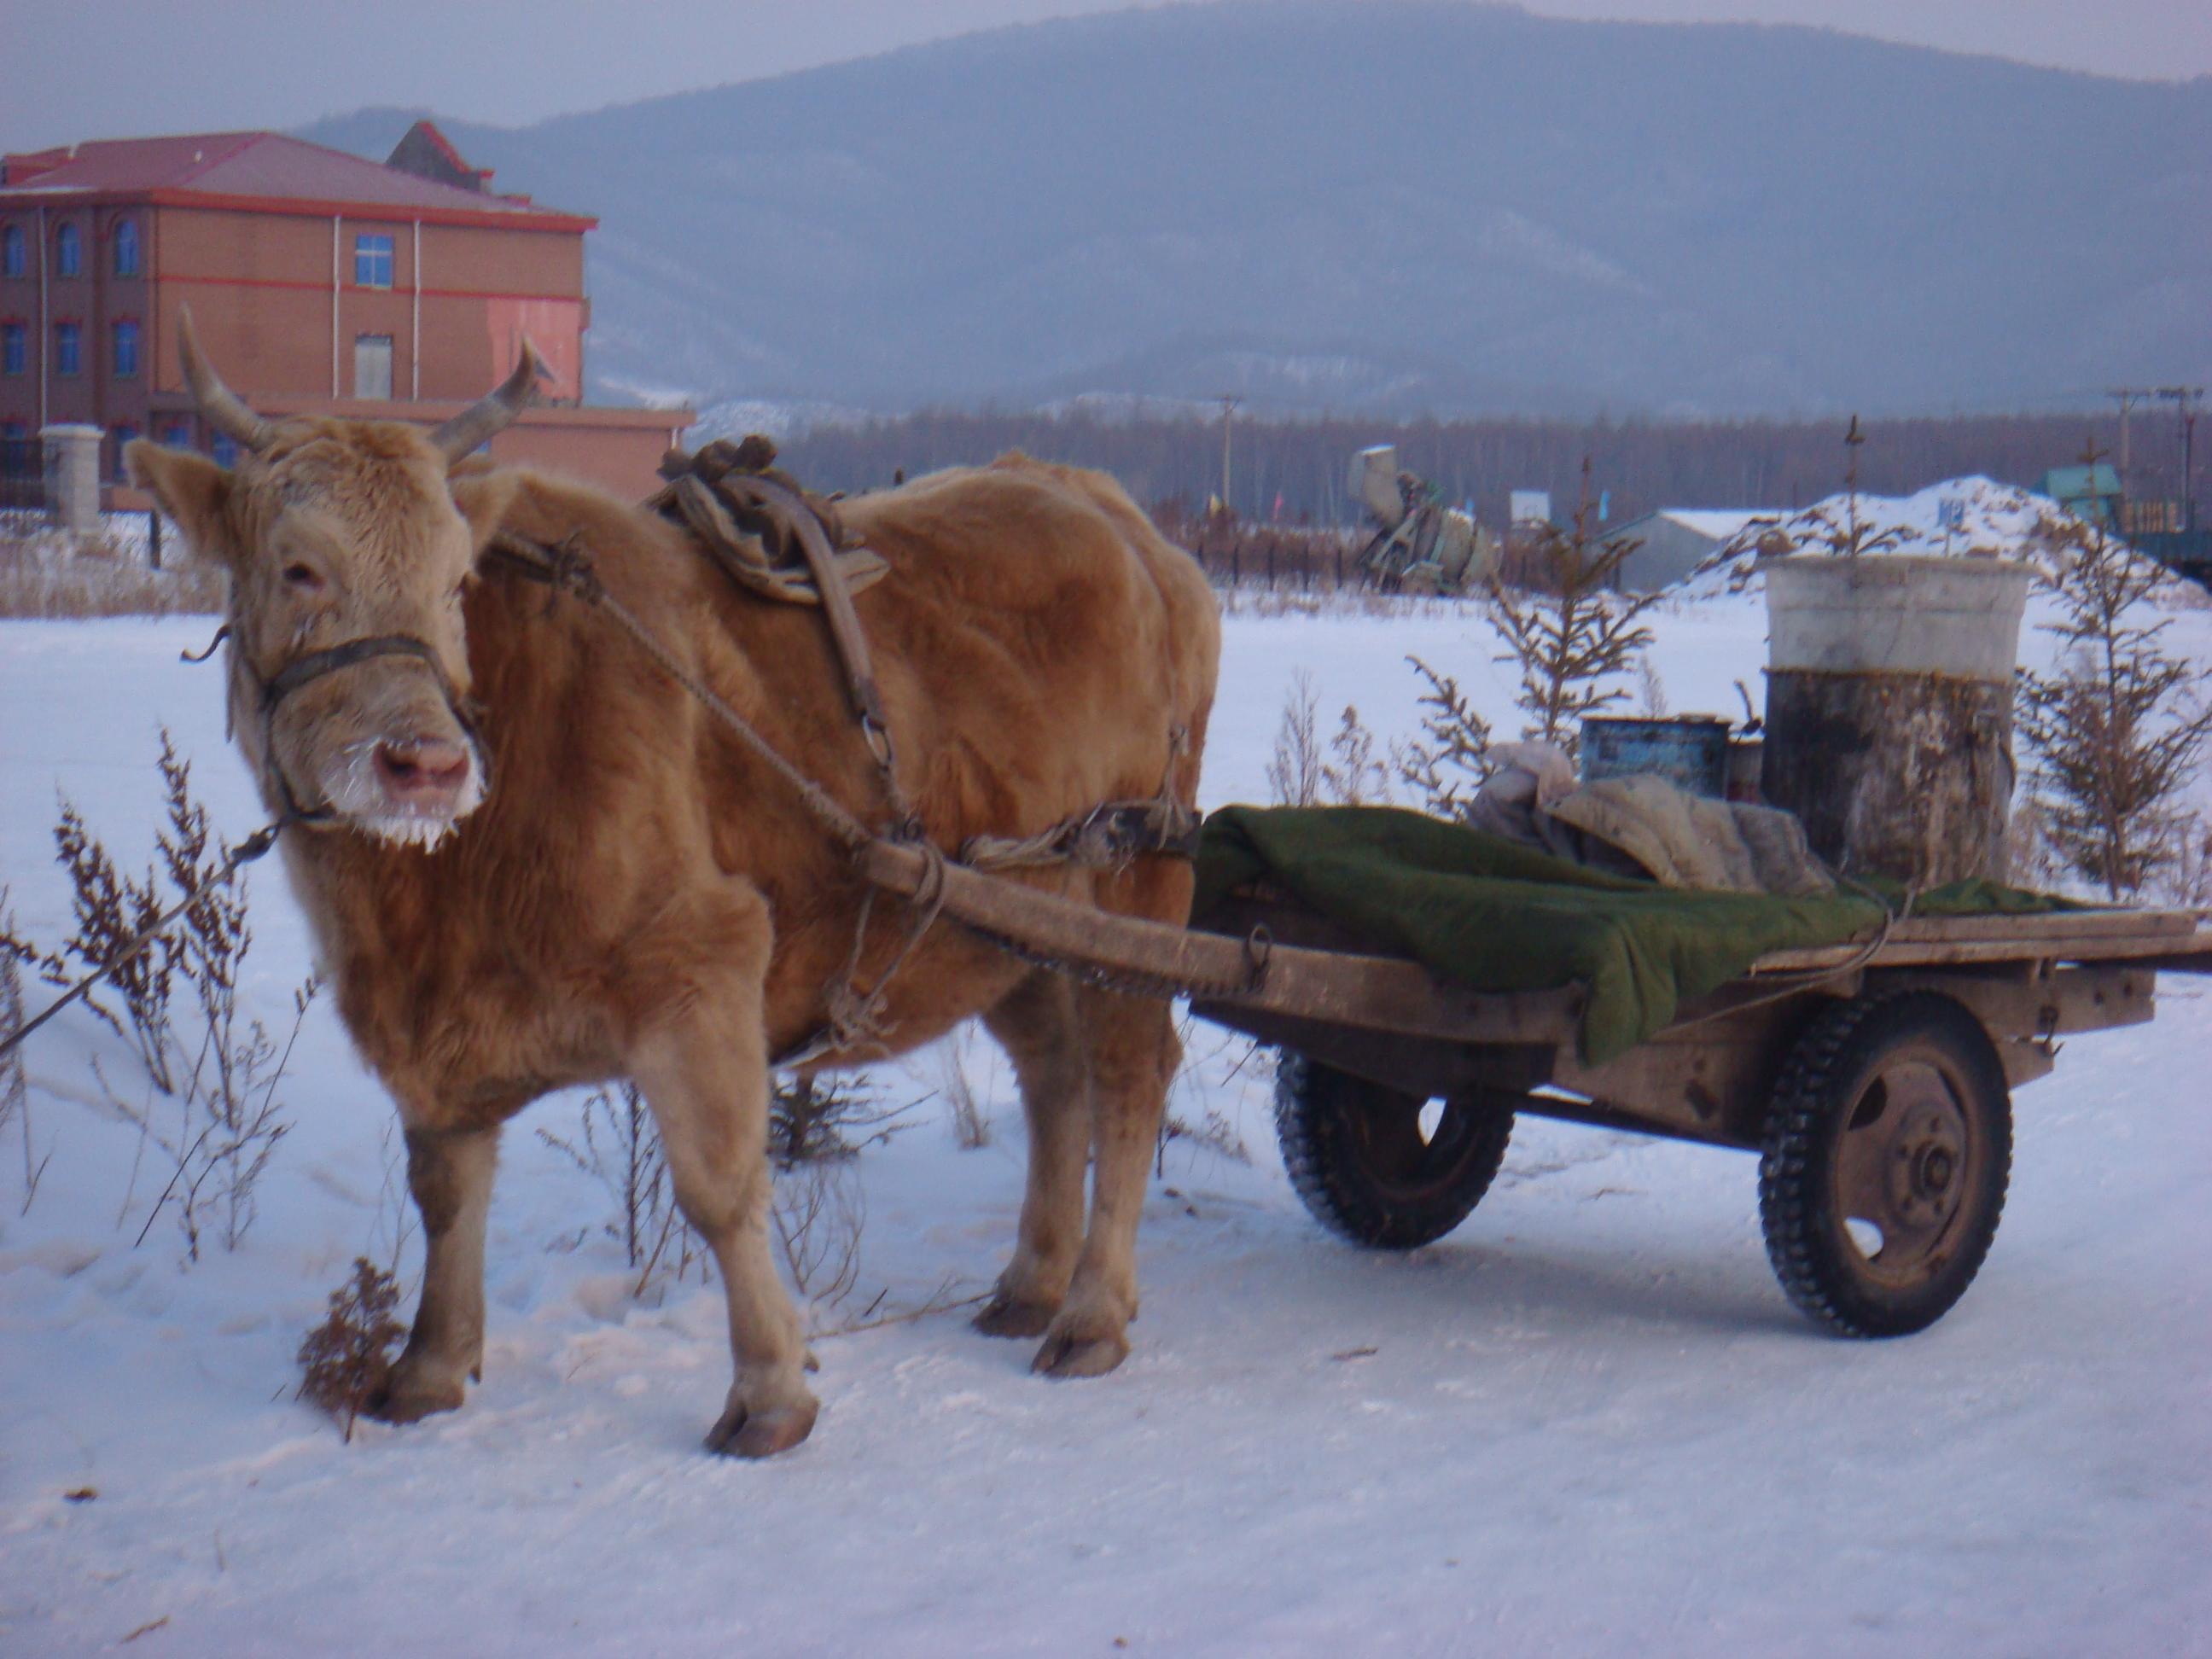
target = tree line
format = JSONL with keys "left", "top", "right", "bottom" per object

{"left": 779, "top": 407, "right": 2189, "bottom": 529}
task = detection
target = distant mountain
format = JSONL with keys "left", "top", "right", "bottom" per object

{"left": 300, "top": 0, "right": 2212, "bottom": 419}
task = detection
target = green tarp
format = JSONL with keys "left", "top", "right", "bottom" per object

{"left": 1194, "top": 806, "right": 2071, "bottom": 1066}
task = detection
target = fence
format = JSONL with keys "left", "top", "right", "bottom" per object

{"left": 0, "top": 436, "right": 41, "bottom": 515}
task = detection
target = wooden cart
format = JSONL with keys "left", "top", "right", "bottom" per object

{"left": 860, "top": 840, "right": 2211, "bottom": 1335}
{"left": 1180, "top": 884, "right": 2212, "bottom": 1336}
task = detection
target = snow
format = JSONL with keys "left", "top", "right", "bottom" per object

{"left": 1679, "top": 474, "right": 2209, "bottom": 615}
{"left": 1651, "top": 508, "right": 1774, "bottom": 543}
{"left": 3, "top": 590, "right": 2210, "bottom": 1654}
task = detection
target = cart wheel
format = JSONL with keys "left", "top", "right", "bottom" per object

{"left": 1758, "top": 991, "right": 2011, "bottom": 1337}
{"left": 1273, "top": 1052, "right": 1515, "bottom": 1249}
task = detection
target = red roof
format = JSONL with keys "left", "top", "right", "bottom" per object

{"left": 0, "top": 131, "right": 591, "bottom": 230}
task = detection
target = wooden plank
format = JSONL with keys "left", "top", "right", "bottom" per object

{"left": 1754, "top": 928, "right": 2212, "bottom": 974}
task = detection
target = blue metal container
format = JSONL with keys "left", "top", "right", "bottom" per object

{"left": 1579, "top": 716, "right": 1732, "bottom": 799}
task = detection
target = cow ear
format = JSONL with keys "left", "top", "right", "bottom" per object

{"left": 129, "top": 441, "right": 237, "bottom": 568}
{"left": 449, "top": 467, "right": 522, "bottom": 565}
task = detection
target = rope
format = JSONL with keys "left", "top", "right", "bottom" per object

{"left": 1661, "top": 877, "right": 1902, "bottom": 1039}
{"left": 0, "top": 819, "right": 288, "bottom": 1062}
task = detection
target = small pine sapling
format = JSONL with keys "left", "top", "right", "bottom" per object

{"left": 2017, "top": 461, "right": 2212, "bottom": 899}
{"left": 1482, "top": 461, "right": 1662, "bottom": 760}
{"left": 296, "top": 1257, "right": 408, "bottom": 1442}
{"left": 1394, "top": 657, "right": 1494, "bottom": 816}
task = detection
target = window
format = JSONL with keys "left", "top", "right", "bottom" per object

{"left": 113, "top": 218, "right": 140, "bottom": 277}
{"left": 353, "top": 334, "right": 393, "bottom": 399}
{"left": 1, "top": 224, "right": 22, "bottom": 279}
{"left": 353, "top": 232, "right": 394, "bottom": 288}
{"left": 109, "top": 425, "right": 139, "bottom": 481}
{"left": 162, "top": 419, "right": 193, "bottom": 448}
{"left": 113, "top": 317, "right": 139, "bottom": 378}
{"left": 212, "top": 431, "right": 240, "bottom": 468}
{"left": 1, "top": 323, "right": 23, "bottom": 376}
{"left": 55, "top": 222, "right": 80, "bottom": 277}
{"left": 55, "top": 320, "right": 80, "bottom": 376}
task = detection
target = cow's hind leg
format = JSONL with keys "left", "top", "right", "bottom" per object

{"left": 629, "top": 966, "right": 817, "bottom": 1459}
{"left": 368, "top": 1123, "right": 499, "bottom": 1423}
{"left": 974, "top": 971, "right": 1092, "bottom": 1339}
{"left": 1032, "top": 983, "right": 1180, "bottom": 1378}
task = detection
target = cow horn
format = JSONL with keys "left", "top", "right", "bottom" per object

{"left": 432, "top": 340, "right": 546, "bottom": 463}
{"left": 177, "top": 306, "right": 276, "bottom": 455}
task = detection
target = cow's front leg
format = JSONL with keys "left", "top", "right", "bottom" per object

{"left": 630, "top": 961, "right": 816, "bottom": 1458}
{"left": 367, "top": 1123, "right": 499, "bottom": 1423}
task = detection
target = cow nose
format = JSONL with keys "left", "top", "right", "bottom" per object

{"left": 374, "top": 736, "right": 471, "bottom": 800}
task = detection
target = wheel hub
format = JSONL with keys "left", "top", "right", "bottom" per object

{"left": 1834, "top": 1057, "right": 1974, "bottom": 1284}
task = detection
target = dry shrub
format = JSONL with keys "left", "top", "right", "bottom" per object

{"left": 296, "top": 1258, "right": 408, "bottom": 1442}
{"left": 0, "top": 899, "right": 43, "bottom": 1211}
{"left": 1266, "top": 670, "right": 1325, "bottom": 806}
{"left": 769, "top": 1074, "right": 908, "bottom": 1164}
{"left": 15, "top": 731, "right": 315, "bottom": 1260}
{"left": 940, "top": 1033, "right": 993, "bottom": 1150}
{"left": 1159, "top": 1101, "right": 1250, "bottom": 1170}
{"left": 0, "top": 527, "right": 221, "bottom": 619}
{"left": 538, "top": 1081, "right": 707, "bottom": 1299}
{"left": 1268, "top": 672, "right": 1396, "bottom": 808}
{"left": 2148, "top": 813, "right": 2212, "bottom": 908}
{"left": 767, "top": 1074, "right": 910, "bottom": 1308}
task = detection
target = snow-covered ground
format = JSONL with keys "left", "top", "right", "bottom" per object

{"left": 3, "top": 585, "right": 2209, "bottom": 1655}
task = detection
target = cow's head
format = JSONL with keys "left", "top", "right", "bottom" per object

{"left": 129, "top": 314, "right": 540, "bottom": 847}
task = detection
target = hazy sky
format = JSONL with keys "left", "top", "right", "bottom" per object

{"left": 5, "top": 0, "right": 2207, "bottom": 154}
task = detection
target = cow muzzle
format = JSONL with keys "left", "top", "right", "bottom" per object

{"left": 242, "top": 632, "right": 491, "bottom": 846}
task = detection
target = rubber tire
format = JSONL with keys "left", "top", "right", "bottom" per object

{"left": 1758, "top": 991, "right": 2012, "bottom": 1337}
{"left": 1273, "top": 1051, "right": 1515, "bottom": 1249}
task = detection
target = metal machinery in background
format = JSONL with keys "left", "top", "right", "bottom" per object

{"left": 1349, "top": 445, "right": 1497, "bottom": 594}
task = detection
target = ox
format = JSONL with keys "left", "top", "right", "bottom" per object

{"left": 128, "top": 322, "right": 1219, "bottom": 1457}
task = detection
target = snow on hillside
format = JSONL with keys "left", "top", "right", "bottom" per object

{"left": 1678, "top": 475, "right": 2207, "bottom": 619}
{"left": 3, "top": 594, "right": 2210, "bottom": 1654}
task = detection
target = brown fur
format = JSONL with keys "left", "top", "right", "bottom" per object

{"left": 129, "top": 422, "right": 1220, "bottom": 1457}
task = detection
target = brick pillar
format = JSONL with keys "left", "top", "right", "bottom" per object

{"left": 40, "top": 424, "right": 104, "bottom": 537}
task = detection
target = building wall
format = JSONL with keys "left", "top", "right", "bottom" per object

{"left": 2, "top": 199, "right": 588, "bottom": 466}
{"left": 0, "top": 201, "right": 154, "bottom": 464}
{"left": 1614, "top": 515, "right": 1726, "bottom": 592}
{"left": 153, "top": 207, "right": 586, "bottom": 405}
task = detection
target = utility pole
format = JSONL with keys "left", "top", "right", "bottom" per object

{"left": 1216, "top": 393, "right": 1241, "bottom": 519}
{"left": 2157, "top": 386, "right": 2204, "bottom": 533}
{"left": 2107, "top": 387, "right": 2151, "bottom": 497}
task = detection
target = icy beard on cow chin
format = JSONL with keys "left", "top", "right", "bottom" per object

{"left": 322, "top": 737, "right": 487, "bottom": 850}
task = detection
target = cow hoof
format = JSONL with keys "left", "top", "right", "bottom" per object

{"left": 1030, "top": 1321, "right": 1130, "bottom": 1379}
{"left": 704, "top": 1393, "right": 819, "bottom": 1459}
{"left": 973, "top": 1293, "right": 1057, "bottom": 1340}
{"left": 361, "top": 1376, "right": 466, "bottom": 1425}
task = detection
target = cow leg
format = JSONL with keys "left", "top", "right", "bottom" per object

{"left": 1032, "top": 985, "right": 1180, "bottom": 1378}
{"left": 629, "top": 994, "right": 817, "bottom": 1460}
{"left": 369, "top": 1123, "right": 499, "bottom": 1423}
{"left": 973, "top": 972, "right": 1092, "bottom": 1339}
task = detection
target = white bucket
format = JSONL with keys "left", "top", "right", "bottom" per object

{"left": 1765, "top": 554, "right": 2034, "bottom": 683}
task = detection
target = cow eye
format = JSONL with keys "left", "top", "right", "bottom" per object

{"left": 282, "top": 562, "right": 325, "bottom": 592}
